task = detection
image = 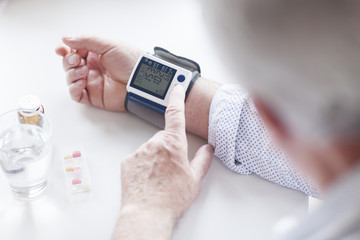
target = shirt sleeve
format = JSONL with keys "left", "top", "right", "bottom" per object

{"left": 208, "top": 85, "right": 319, "bottom": 197}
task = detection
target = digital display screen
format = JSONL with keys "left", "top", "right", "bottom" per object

{"left": 130, "top": 57, "right": 177, "bottom": 99}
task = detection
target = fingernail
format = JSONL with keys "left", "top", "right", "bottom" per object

{"left": 174, "top": 84, "right": 184, "bottom": 92}
{"left": 68, "top": 54, "right": 77, "bottom": 65}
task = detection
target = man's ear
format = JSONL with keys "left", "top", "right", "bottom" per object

{"left": 253, "top": 97, "right": 289, "bottom": 145}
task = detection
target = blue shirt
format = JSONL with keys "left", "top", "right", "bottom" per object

{"left": 208, "top": 85, "right": 319, "bottom": 197}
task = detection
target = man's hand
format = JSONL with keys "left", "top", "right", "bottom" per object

{"left": 113, "top": 85, "right": 214, "bottom": 240}
{"left": 56, "top": 35, "right": 220, "bottom": 139}
{"left": 55, "top": 36, "right": 142, "bottom": 111}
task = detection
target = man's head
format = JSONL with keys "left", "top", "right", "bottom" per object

{"left": 203, "top": 0, "right": 360, "bottom": 188}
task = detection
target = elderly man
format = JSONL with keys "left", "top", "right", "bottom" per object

{"left": 56, "top": 0, "right": 360, "bottom": 239}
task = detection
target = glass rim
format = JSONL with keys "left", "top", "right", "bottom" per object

{"left": 0, "top": 108, "right": 52, "bottom": 138}
{"left": 0, "top": 108, "right": 46, "bottom": 117}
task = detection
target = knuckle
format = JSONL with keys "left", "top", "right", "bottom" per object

{"left": 121, "top": 155, "right": 131, "bottom": 165}
{"left": 68, "top": 80, "right": 84, "bottom": 102}
{"left": 145, "top": 137, "right": 165, "bottom": 153}
{"left": 69, "top": 92, "right": 81, "bottom": 103}
{"left": 157, "top": 131, "right": 184, "bottom": 153}
{"left": 122, "top": 132, "right": 185, "bottom": 168}
{"left": 66, "top": 67, "right": 87, "bottom": 83}
{"left": 165, "top": 105, "right": 183, "bottom": 117}
{"left": 66, "top": 71, "right": 73, "bottom": 84}
{"left": 143, "top": 135, "right": 173, "bottom": 159}
{"left": 69, "top": 90, "right": 80, "bottom": 102}
{"left": 62, "top": 56, "right": 70, "bottom": 70}
{"left": 121, "top": 153, "right": 135, "bottom": 169}
{"left": 75, "top": 66, "right": 87, "bottom": 77}
{"left": 143, "top": 140, "right": 155, "bottom": 152}
{"left": 164, "top": 132, "right": 183, "bottom": 151}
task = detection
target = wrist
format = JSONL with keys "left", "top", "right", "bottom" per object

{"left": 113, "top": 204, "right": 176, "bottom": 240}
{"left": 185, "top": 77, "right": 220, "bottom": 139}
{"left": 120, "top": 204, "right": 177, "bottom": 223}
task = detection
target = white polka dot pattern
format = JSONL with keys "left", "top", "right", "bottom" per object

{"left": 208, "top": 85, "right": 319, "bottom": 197}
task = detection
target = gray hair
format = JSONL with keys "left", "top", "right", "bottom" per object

{"left": 203, "top": 0, "right": 360, "bottom": 141}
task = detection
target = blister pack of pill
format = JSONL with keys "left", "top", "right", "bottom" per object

{"left": 62, "top": 145, "right": 91, "bottom": 194}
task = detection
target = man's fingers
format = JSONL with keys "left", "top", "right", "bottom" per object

{"left": 164, "top": 85, "right": 186, "bottom": 133}
{"left": 78, "top": 89, "right": 92, "bottom": 105}
{"left": 77, "top": 49, "right": 89, "bottom": 59}
{"left": 69, "top": 80, "right": 91, "bottom": 105}
{"left": 56, "top": 45, "right": 85, "bottom": 70}
{"left": 55, "top": 45, "right": 69, "bottom": 57}
{"left": 69, "top": 80, "right": 86, "bottom": 102}
{"left": 66, "top": 66, "right": 89, "bottom": 85}
{"left": 62, "top": 53, "right": 82, "bottom": 71}
{"left": 191, "top": 144, "right": 213, "bottom": 183}
{"left": 62, "top": 35, "right": 116, "bottom": 55}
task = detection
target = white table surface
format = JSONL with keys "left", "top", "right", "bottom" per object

{"left": 0, "top": 0, "right": 309, "bottom": 239}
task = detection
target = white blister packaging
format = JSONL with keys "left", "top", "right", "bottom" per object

{"left": 62, "top": 145, "right": 91, "bottom": 194}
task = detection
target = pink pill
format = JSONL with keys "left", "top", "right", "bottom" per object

{"left": 72, "top": 151, "right": 81, "bottom": 158}
{"left": 74, "top": 167, "right": 81, "bottom": 171}
{"left": 72, "top": 178, "right": 82, "bottom": 185}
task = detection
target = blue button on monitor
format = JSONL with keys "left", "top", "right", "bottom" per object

{"left": 177, "top": 74, "right": 185, "bottom": 82}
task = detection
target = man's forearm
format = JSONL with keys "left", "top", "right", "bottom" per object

{"left": 185, "top": 77, "right": 220, "bottom": 139}
{"left": 113, "top": 205, "right": 176, "bottom": 240}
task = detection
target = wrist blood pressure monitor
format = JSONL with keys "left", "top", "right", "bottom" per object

{"left": 125, "top": 47, "right": 201, "bottom": 128}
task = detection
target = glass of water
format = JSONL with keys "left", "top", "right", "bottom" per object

{"left": 0, "top": 109, "right": 52, "bottom": 199}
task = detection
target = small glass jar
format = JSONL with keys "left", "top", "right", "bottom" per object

{"left": 18, "top": 95, "right": 45, "bottom": 127}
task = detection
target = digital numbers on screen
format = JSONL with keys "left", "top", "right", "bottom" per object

{"left": 131, "top": 57, "right": 177, "bottom": 99}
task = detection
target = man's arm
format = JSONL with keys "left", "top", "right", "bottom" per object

{"left": 56, "top": 36, "right": 219, "bottom": 140}
{"left": 207, "top": 85, "right": 319, "bottom": 197}
{"left": 185, "top": 77, "right": 220, "bottom": 139}
{"left": 113, "top": 206, "right": 175, "bottom": 240}
{"left": 112, "top": 86, "right": 214, "bottom": 239}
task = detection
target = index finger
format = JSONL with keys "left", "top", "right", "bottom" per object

{"left": 164, "top": 85, "right": 186, "bottom": 134}
{"left": 62, "top": 35, "right": 116, "bottom": 55}
{"left": 55, "top": 45, "right": 70, "bottom": 57}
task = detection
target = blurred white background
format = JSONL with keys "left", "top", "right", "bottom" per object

{"left": 0, "top": 1, "right": 308, "bottom": 240}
